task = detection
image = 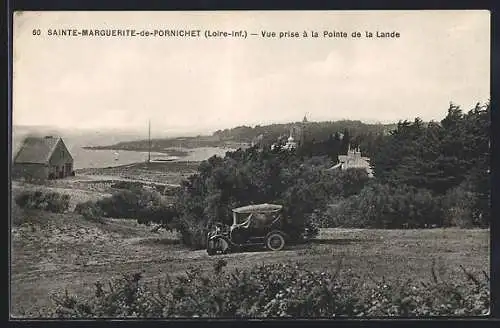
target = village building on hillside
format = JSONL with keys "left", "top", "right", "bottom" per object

{"left": 267, "top": 115, "right": 310, "bottom": 151}
{"left": 271, "top": 127, "right": 299, "bottom": 151}
{"left": 271, "top": 123, "right": 305, "bottom": 151}
{"left": 13, "top": 136, "right": 74, "bottom": 181}
{"left": 329, "top": 145, "right": 374, "bottom": 177}
{"left": 283, "top": 130, "right": 298, "bottom": 150}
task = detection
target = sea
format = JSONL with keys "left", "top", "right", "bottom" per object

{"left": 12, "top": 128, "right": 235, "bottom": 169}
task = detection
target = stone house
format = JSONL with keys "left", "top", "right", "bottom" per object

{"left": 13, "top": 136, "right": 74, "bottom": 181}
{"left": 329, "top": 145, "right": 374, "bottom": 177}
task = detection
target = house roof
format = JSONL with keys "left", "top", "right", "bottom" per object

{"left": 328, "top": 162, "right": 342, "bottom": 170}
{"left": 14, "top": 136, "right": 64, "bottom": 164}
{"left": 233, "top": 203, "right": 283, "bottom": 214}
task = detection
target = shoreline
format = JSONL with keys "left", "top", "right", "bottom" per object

{"left": 75, "top": 145, "right": 239, "bottom": 169}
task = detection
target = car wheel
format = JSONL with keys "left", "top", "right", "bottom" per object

{"left": 266, "top": 232, "right": 285, "bottom": 251}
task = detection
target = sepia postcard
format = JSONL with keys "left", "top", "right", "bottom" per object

{"left": 10, "top": 10, "right": 490, "bottom": 319}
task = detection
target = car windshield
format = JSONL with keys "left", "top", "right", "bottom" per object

{"left": 233, "top": 211, "right": 280, "bottom": 226}
{"left": 234, "top": 213, "right": 251, "bottom": 225}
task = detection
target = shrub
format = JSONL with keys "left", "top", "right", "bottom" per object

{"left": 49, "top": 261, "right": 489, "bottom": 318}
{"left": 325, "top": 181, "right": 488, "bottom": 229}
{"left": 74, "top": 201, "right": 105, "bottom": 223}
{"left": 15, "top": 190, "right": 70, "bottom": 213}
{"left": 174, "top": 215, "right": 208, "bottom": 250}
{"left": 75, "top": 190, "right": 177, "bottom": 227}
{"left": 44, "top": 192, "right": 71, "bottom": 213}
{"left": 327, "top": 183, "right": 443, "bottom": 228}
{"left": 440, "top": 184, "right": 480, "bottom": 228}
{"left": 309, "top": 203, "right": 348, "bottom": 228}
{"left": 94, "top": 189, "right": 162, "bottom": 219}
{"left": 136, "top": 204, "right": 178, "bottom": 228}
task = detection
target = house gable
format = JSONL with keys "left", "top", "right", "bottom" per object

{"left": 48, "top": 139, "right": 74, "bottom": 166}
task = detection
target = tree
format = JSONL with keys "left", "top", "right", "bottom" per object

{"left": 340, "top": 128, "right": 351, "bottom": 154}
{"left": 157, "top": 144, "right": 370, "bottom": 249}
{"left": 372, "top": 102, "right": 489, "bottom": 198}
{"left": 371, "top": 118, "right": 426, "bottom": 186}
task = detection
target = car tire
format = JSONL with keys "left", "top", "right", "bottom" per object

{"left": 266, "top": 232, "right": 285, "bottom": 251}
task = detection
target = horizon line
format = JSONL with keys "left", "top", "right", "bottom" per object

{"left": 12, "top": 117, "right": 407, "bottom": 133}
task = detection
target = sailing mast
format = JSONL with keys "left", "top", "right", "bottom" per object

{"left": 148, "top": 120, "right": 151, "bottom": 163}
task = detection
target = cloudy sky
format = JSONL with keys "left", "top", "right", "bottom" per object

{"left": 13, "top": 10, "right": 490, "bottom": 134}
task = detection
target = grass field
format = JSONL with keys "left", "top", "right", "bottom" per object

{"left": 75, "top": 161, "right": 200, "bottom": 185}
{"left": 10, "top": 200, "right": 490, "bottom": 318}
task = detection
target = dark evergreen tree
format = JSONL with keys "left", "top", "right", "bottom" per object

{"left": 340, "top": 128, "right": 351, "bottom": 154}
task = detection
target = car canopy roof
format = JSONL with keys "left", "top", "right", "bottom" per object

{"left": 232, "top": 203, "right": 283, "bottom": 214}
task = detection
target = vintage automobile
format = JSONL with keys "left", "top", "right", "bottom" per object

{"left": 206, "top": 203, "right": 292, "bottom": 255}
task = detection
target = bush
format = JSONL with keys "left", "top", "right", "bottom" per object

{"left": 49, "top": 261, "right": 489, "bottom": 318}
{"left": 174, "top": 215, "right": 208, "bottom": 250}
{"left": 327, "top": 183, "right": 443, "bottom": 229}
{"left": 74, "top": 201, "right": 105, "bottom": 222}
{"left": 15, "top": 190, "right": 70, "bottom": 213}
{"left": 440, "top": 184, "right": 481, "bottom": 228}
{"left": 95, "top": 189, "right": 162, "bottom": 219}
{"left": 75, "top": 190, "right": 177, "bottom": 227}
{"left": 308, "top": 204, "right": 343, "bottom": 228}
{"left": 322, "top": 181, "right": 488, "bottom": 229}
{"left": 136, "top": 204, "right": 178, "bottom": 228}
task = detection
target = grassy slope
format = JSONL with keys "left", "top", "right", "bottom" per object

{"left": 74, "top": 161, "right": 200, "bottom": 185}
{"left": 11, "top": 202, "right": 489, "bottom": 318}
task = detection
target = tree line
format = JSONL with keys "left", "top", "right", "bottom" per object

{"left": 213, "top": 119, "right": 395, "bottom": 147}
{"left": 61, "top": 101, "right": 489, "bottom": 249}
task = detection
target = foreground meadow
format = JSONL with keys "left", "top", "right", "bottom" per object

{"left": 10, "top": 202, "right": 489, "bottom": 318}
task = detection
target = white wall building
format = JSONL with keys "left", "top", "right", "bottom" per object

{"left": 329, "top": 145, "right": 374, "bottom": 177}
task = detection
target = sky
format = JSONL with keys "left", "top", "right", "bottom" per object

{"left": 13, "top": 10, "right": 490, "bottom": 135}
